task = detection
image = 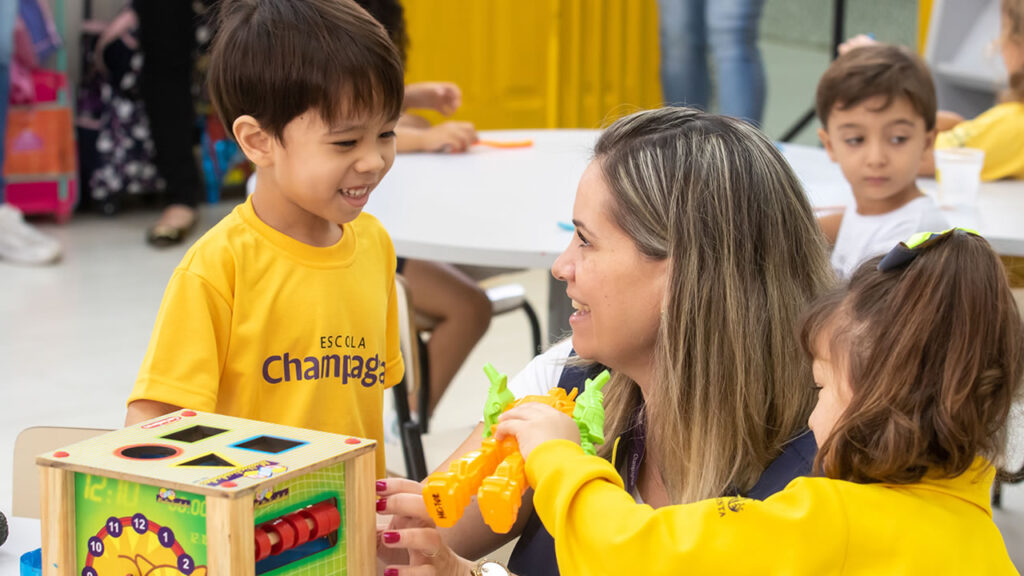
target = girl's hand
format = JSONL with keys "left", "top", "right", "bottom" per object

{"left": 404, "top": 82, "right": 463, "bottom": 116}
{"left": 376, "top": 478, "right": 476, "bottom": 576}
{"left": 417, "top": 122, "right": 479, "bottom": 153}
{"left": 495, "top": 403, "right": 580, "bottom": 460}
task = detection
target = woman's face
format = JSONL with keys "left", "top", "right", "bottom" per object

{"left": 551, "top": 161, "right": 668, "bottom": 381}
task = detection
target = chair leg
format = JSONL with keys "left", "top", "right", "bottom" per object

{"left": 392, "top": 376, "right": 427, "bottom": 481}
{"left": 521, "top": 300, "right": 543, "bottom": 355}
{"left": 417, "top": 334, "right": 431, "bottom": 434}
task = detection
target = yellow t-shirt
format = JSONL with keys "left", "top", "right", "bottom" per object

{"left": 936, "top": 101, "right": 1024, "bottom": 181}
{"left": 529, "top": 441, "right": 1016, "bottom": 575}
{"left": 129, "top": 197, "right": 404, "bottom": 476}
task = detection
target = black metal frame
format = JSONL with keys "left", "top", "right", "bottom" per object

{"left": 779, "top": 0, "right": 846, "bottom": 142}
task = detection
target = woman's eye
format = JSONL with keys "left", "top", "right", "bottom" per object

{"left": 809, "top": 384, "right": 823, "bottom": 393}
{"left": 576, "top": 230, "right": 590, "bottom": 247}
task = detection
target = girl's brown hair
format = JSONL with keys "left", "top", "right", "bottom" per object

{"left": 593, "top": 108, "right": 834, "bottom": 503}
{"left": 1004, "top": 0, "right": 1024, "bottom": 101}
{"left": 801, "top": 231, "right": 1024, "bottom": 484}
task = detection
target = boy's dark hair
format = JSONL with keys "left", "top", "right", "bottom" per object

{"left": 207, "top": 0, "right": 404, "bottom": 141}
{"left": 816, "top": 44, "right": 937, "bottom": 131}
{"left": 355, "top": 0, "right": 409, "bottom": 64}
{"left": 800, "top": 231, "right": 1024, "bottom": 485}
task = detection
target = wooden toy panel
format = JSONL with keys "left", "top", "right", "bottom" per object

{"left": 36, "top": 411, "right": 373, "bottom": 497}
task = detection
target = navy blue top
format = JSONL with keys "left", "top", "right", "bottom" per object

{"left": 506, "top": 359, "right": 818, "bottom": 576}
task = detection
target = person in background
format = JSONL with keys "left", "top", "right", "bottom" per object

{"left": 843, "top": 0, "right": 1024, "bottom": 181}
{"left": 0, "top": 0, "right": 61, "bottom": 265}
{"left": 133, "top": 0, "right": 204, "bottom": 247}
{"left": 814, "top": 44, "right": 948, "bottom": 279}
{"left": 657, "top": 0, "right": 767, "bottom": 126}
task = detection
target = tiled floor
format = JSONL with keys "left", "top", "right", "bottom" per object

{"left": 1, "top": 198, "right": 1022, "bottom": 568}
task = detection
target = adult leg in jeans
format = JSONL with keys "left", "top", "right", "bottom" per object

{"left": 707, "top": 0, "right": 766, "bottom": 126}
{"left": 0, "top": 0, "right": 61, "bottom": 264}
{"left": 133, "top": 0, "right": 202, "bottom": 246}
{"left": 657, "top": 0, "right": 708, "bottom": 109}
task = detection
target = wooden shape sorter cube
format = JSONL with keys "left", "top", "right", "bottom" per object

{"left": 35, "top": 410, "right": 376, "bottom": 576}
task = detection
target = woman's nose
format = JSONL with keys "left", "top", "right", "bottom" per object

{"left": 551, "top": 244, "right": 574, "bottom": 282}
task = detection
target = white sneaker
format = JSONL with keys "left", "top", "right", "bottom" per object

{"left": 0, "top": 204, "right": 62, "bottom": 265}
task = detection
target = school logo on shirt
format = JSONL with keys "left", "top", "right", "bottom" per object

{"left": 261, "top": 352, "right": 385, "bottom": 387}
{"left": 715, "top": 496, "right": 747, "bottom": 517}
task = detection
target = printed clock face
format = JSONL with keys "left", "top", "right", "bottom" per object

{"left": 75, "top": 475, "right": 209, "bottom": 576}
{"left": 82, "top": 514, "right": 207, "bottom": 576}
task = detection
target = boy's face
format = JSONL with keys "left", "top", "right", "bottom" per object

{"left": 818, "top": 95, "right": 935, "bottom": 213}
{"left": 268, "top": 109, "right": 398, "bottom": 227}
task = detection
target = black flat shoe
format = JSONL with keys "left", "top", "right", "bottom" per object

{"left": 146, "top": 219, "right": 195, "bottom": 247}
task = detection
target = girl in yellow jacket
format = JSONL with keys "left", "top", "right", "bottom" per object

{"left": 497, "top": 228, "right": 1023, "bottom": 576}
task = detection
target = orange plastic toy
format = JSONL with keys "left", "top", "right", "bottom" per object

{"left": 422, "top": 361, "right": 611, "bottom": 535}
{"left": 422, "top": 384, "right": 578, "bottom": 534}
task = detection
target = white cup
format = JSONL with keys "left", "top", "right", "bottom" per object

{"left": 935, "top": 148, "right": 985, "bottom": 208}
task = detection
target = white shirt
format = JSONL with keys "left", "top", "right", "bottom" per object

{"left": 831, "top": 196, "right": 949, "bottom": 279}
{"left": 507, "top": 339, "right": 574, "bottom": 398}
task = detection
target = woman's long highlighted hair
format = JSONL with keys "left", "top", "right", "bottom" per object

{"left": 593, "top": 108, "right": 834, "bottom": 503}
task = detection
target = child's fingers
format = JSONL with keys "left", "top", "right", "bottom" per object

{"left": 499, "top": 402, "right": 559, "bottom": 422}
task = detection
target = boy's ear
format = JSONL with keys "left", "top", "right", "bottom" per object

{"left": 233, "top": 115, "right": 275, "bottom": 167}
{"left": 817, "top": 127, "right": 837, "bottom": 162}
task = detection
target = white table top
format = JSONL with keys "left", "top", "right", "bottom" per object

{"left": 367, "top": 130, "right": 591, "bottom": 269}
{"left": 0, "top": 516, "right": 40, "bottom": 576}
{"left": 367, "top": 130, "right": 1024, "bottom": 265}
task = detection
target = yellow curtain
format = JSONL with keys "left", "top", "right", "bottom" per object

{"left": 402, "top": 0, "right": 664, "bottom": 129}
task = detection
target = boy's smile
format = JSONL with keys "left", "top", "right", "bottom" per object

{"left": 819, "top": 95, "right": 935, "bottom": 215}
{"left": 250, "top": 110, "right": 398, "bottom": 247}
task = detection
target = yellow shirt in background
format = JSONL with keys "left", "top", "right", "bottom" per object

{"left": 936, "top": 101, "right": 1024, "bottom": 181}
{"left": 129, "top": 197, "right": 404, "bottom": 476}
{"left": 529, "top": 440, "right": 1016, "bottom": 575}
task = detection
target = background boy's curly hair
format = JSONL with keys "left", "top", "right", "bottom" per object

{"left": 800, "top": 232, "right": 1024, "bottom": 484}
{"left": 815, "top": 43, "right": 937, "bottom": 131}
{"left": 207, "top": 0, "right": 405, "bottom": 141}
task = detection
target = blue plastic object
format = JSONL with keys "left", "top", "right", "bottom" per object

{"left": 20, "top": 548, "right": 41, "bottom": 576}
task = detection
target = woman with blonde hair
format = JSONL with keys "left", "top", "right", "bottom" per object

{"left": 377, "top": 107, "right": 836, "bottom": 576}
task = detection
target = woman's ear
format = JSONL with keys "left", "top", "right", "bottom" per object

{"left": 233, "top": 115, "right": 274, "bottom": 167}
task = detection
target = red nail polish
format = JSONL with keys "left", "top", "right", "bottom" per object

{"left": 383, "top": 569, "right": 398, "bottom": 576}
{"left": 376, "top": 480, "right": 387, "bottom": 492}
{"left": 382, "top": 531, "right": 400, "bottom": 544}
{"left": 376, "top": 497, "right": 387, "bottom": 512}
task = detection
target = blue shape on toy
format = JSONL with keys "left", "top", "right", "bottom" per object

{"left": 20, "top": 548, "right": 41, "bottom": 576}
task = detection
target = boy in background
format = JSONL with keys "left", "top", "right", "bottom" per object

{"left": 815, "top": 44, "right": 948, "bottom": 279}
{"left": 126, "top": 0, "right": 405, "bottom": 477}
